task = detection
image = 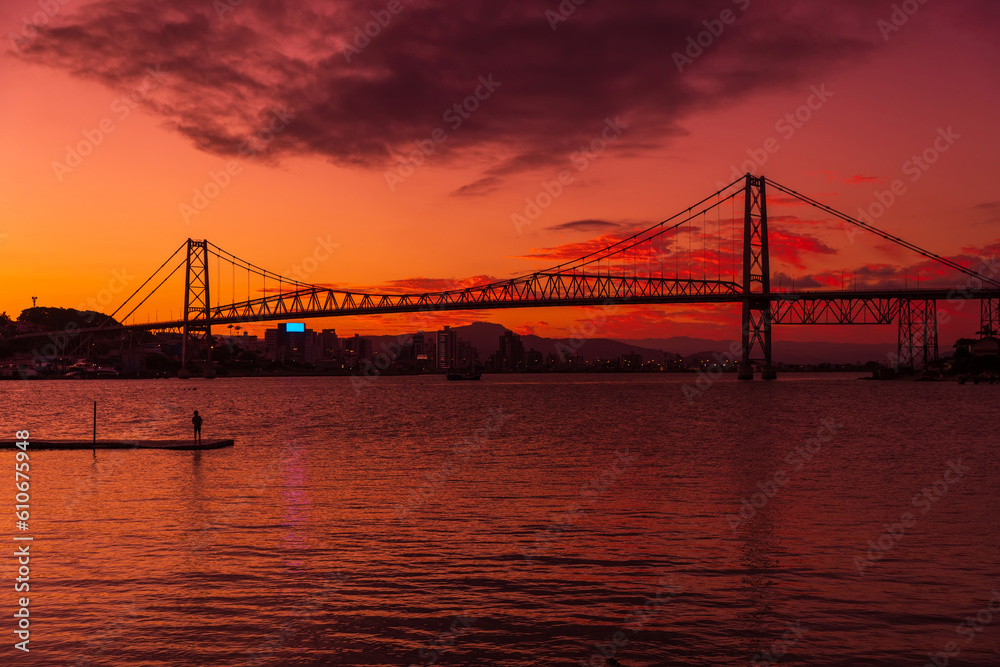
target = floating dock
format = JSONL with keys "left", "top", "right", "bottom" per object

{"left": 1, "top": 440, "right": 234, "bottom": 451}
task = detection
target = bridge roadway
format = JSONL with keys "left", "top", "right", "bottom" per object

{"left": 12, "top": 285, "right": 1000, "bottom": 340}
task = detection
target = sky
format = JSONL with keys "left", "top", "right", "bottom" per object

{"left": 2, "top": 0, "right": 999, "bottom": 346}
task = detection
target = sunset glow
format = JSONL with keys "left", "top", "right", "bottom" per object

{"left": 2, "top": 0, "right": 999, "bottom": 344}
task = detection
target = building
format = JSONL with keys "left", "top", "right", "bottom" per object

{"left": 620, "top": 352, "right": 643, "bottom": 369}
{"left": 455, "top": 340, "right": 478, "bottom": 369}
{"left": 217, "top": 332, "right": 260, "bottom": 352}
{"left": 343, "top": 333, "right": 372, "bottom": 360}
{"left": 320, "top": 329, "right": 340, "bottom": 358}
{"left": 437, "top": 326, "right": 457, "bottom": 368}
{"left": 264, "top": 323, "right": 321, "bottom": 363}
{"left": 496, "top": 329, "right": 525, "bottom": 371}
{"left": 409, "top": 331, "right": 426, "bottom": 359}
{"left": 436, "top": 326, "right": 477, "bottom": 369}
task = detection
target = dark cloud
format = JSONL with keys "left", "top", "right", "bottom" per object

{"left": 548, "top": 219, "right": 623, "bottom": 233}
{"left": 973, "top": 201, "right": 1000, "bottom": 226}
{"left": 773, "top": 273, "right": 823, "bottom": 288}
{"left": 809, "top": 170, "right": 884, "bottom": 185}
{"left": 16, "top": 0, "right": 908, "bottom": 191}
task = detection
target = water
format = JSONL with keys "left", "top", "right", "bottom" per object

{"left": 2, "top": 374, "right": 999, "bottom": 666}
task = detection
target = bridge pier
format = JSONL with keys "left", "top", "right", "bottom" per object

{"left": 897, "top": 299, "right": 938, "bottom": 371}
{"left": 981, "top": 298, "right": 999, "bottom": 338}
{"left": 180, "top": 239, "right": 214, "bottom": 378}
{"left": 739, "top": 174, "right": 775, "bottom": 380}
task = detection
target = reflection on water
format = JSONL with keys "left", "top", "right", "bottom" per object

{"left": 1, "top": 374, "right": 998, "bottom": 666}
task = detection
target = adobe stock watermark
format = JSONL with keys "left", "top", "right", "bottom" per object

{"left": 852, "top": 458, "right": 969, "bottom": 576}
{"left": 752, "top": 621, "right": 807, "bottom": 667}
{"left": 682, "top": 350, "right": 736, "bottom": 404}
{"left": 350, "top": 277, "right": 470, "bottom": 394}
{"left": 342, "top": 0, "right": 415, "bottom": 63}
{"left": 179, "top": 107, "right": 296, "bottom": 223}
{"left": 6, "top": 0, "right": 72, "bottom": 54}
{"left": 393, "top": 407, "right": 511, "bottom": 520}
{"left": 878, "top": 0, "right": 930, "bottom": 42}
{"left": 244, "top": 569, "right": 349, "bottom": 665}
{"left": 726, "top": 419, "right": 843, "bottom": 531}
{"left": 188, "top": 438, "right": 305, "bottom": 558}
{"left": 874, "top": 256, "right": 1000, "bottom": 372}
{"left": 52, "top": 66, "right": 168, "bottom": 182}
{"left": 683, "top": 322, "right": 760, "bottom": 403}
{"left": 579, "top": 575, "right": 682, "bottom": 667}
{"left": 844, "top": 127, "right": 959, "bottom": 244}
{"left": 19, "top": 267, "right": 135, "bottom": 377}
{"left": 407, "top": 613, "right": 478, "bottom": 667}
{"left": 384, "top": 75, "right": 502, "bottom": 191}
{"left": 215, "top": 236, "right": 339, "bottom": 358}
{"left": 554, "top": 300, "right": 623, "bottom": 362}
{"left": 511, "top": 117, "right": 628, "bottom": 234}
{"left": 73, "top": 599, "right": 145, "bottom": 667}
{"left": 672, "top": 0, "right": 751, "bottom": 73}
{"left": 283, "top": 236, "right": 340, "bottom": 285}
{"left": 715, "top": 85, "right": 833, "bottom": 188}
{"left": 920, "top": 589, "right": 1000, "bottom": 667}
{"left": 64, "top": 397, "right": 181, "bottom": 511}
{"left": 522, "top": 447, "right": 637, "bottom": 561}
{"left": 213, "top": 0, "right": 245, "bottom": 20}
{"left": 546, "top": 0, "right": 587, "bottom": 31}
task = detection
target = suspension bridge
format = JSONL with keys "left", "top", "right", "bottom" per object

{"left": 15, "top": 175, "right": 1000, "bottom": 378}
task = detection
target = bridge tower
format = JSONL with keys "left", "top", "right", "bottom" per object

{"left": 897, "top": 299, "right": 938, "bottom": 371}
{"left": 180, "top": 239, "right": 214, "bottom": 378}
{"left": 739, "top": 174, "right": 776, "bottom": 380}
{"left": 980, "top": 298, "right": 999, "bottom": 338}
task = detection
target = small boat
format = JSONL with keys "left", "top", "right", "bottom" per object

{"left": 64, "top": 364, "right": 119, "bottom": 378}
{"left": 446, "top": 368, "right": 482, "bottom": 381}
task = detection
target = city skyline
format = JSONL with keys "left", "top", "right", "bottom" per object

{"left": 2, "top": 1, "right": 999, "bottom": 345}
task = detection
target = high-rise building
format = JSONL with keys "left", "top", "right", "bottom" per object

{"left": 345, "top": 333, "right": 372, "bottom": 360}
{"left": 410, "top": 332, "right": 425, "bottom": 359}
{"left": 497, "top": 329, "right": 525, "bottom": 371}
{"left": 264, "top": 323, "right": 321, "bottom": 363}
{"left": 320, "top": 329, "right": 340, "bottom": 358}
{"left": 437, "top": 326, "right": 457, "bottom": 369}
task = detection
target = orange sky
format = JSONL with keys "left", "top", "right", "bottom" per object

{"left": 2, "top": 0, "right": 999, "bottom": 345}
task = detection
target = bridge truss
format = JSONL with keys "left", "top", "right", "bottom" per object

{"left": 16, "top": 174, "right": 1000, "bottom": 376}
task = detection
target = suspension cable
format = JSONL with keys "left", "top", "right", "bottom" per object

{"left": 99, "top": 240, "right": 188, "bottom": 328}
{"left": 767, "top": 178, "right": 1000, "bottom": 288}
{"left": 118, "top": 256, "right": 186, "bottom": 325}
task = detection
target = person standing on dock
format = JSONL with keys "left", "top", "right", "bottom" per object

{"left": 192, "top": 410, "right": 203, "bottom": 444}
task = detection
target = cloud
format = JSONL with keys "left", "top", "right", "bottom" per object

{"left": 773, "top": 273, "right": 824, "bottom": 289}
{"left": 547, "top": 219, "right": 623, "bottom": 233}
{"left": 16, "top": 0, "right": 891, "bottom": 192}
{"left": 809, "top": 170, "right": 884, "bottom": 185}
{"left": 973, "top": 201, "right": 1000, "bottom": 226}
{"left": 518, "top": 231, "right": 634, "bottom": 262}
{"left": 767, "top": 229, "right": 837, "bottom": 271}
{"left": 845, "top": 174, "right": 883, "bottom": 185}
{"left": 339, "top": 275, "right": 504, "bottom": 294}
{"left": 791, "top": 238, "right": 1000, "bottom": 290}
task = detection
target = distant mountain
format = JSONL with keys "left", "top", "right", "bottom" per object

{"left": 362, "top": 323, "right": 897, "bottom": 365}
{"left": 454, "top": 321, "right": 666, "bottom": 361}
{"left": 618, "top": 336, "right": 897, "bottom": 365}
{"left": 366, "top": 321, "right": 666, "bottom": 362}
